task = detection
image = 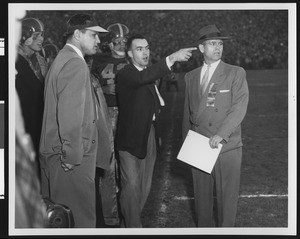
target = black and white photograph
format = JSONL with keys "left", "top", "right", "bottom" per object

{"left": 0, "top": 2, "right": 297, "bottom": 238}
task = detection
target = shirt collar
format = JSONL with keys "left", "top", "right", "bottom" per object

{"left": 203, "top": 59, "right": 220, "bottom": 70}
{"left": 133, "top": 63, "right": 146, "bottom": 71}
{"left": 66, "top": 43, "right": 84, "bottom": 60}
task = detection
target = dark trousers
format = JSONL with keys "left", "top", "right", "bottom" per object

{"left": 192, "top": 147, "right": 242, "bottom": 227}
{"left": 118, "top": 125, "right": 157, "bottom": 227}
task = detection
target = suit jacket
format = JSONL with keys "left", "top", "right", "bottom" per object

{"left": 182, "top": 60, "right": 249, "bottom": 153}
{"left": 39, "top": 45, "right": 111, "bottom": 170}
{"left": 116, "top": 59, "right": 170, "bottom": 158}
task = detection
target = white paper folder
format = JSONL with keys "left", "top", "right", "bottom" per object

{"left": 177, "top": 130, "right": 223, "bottom": 174}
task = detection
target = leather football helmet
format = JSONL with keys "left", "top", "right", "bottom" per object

{"left": 100, "top": 23, "right": 129, "bottom": 45}
{"left": 43, "top": 43, "right": 59, "bottom": 59}
{"left": 107, "top": 23, "right": 129, "bottom": 40}
{"left": 100, "top": 23, "right": 129, "bottom": 57}
{"left": 21, "top": 18, "right": 44, "bottom": 44}
{"left": 43, "top": 197, "right": 75, "bottom": 228}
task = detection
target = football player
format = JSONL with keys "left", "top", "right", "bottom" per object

{"left": 91, "top": 22, "right": 130, "bottom": 227}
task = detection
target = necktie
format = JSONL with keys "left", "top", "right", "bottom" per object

{"left": 201, "top": 64, "right": 211, "bottom": 95}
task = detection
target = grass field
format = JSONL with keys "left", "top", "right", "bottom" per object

{"left": 141, "top": 69, "right": 293, "bottom": 232}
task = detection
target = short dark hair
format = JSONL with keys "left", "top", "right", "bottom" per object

{"left": 62, "top": 28, "right": 87, "bottom": 45}
{"left": 126, "top": 33, "right": 147, "bottom": 51}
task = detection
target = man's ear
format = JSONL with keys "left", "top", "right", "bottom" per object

{"left": 24, "top": 37, "right": 33, "bottom": 46}
{"left": 108, "top": 42, "right": 114, "bottom": 50}
{"left": 127, "top": 50, "right": 133, "bottom": 58}
{"left": 199, "top": 44, "right": 204, "bottom": 54}
{"left": 73, "top": 29, "right": 81, "bottom": 41}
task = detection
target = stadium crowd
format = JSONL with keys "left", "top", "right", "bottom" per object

{"left": 25, "top": 9, "right": 288, "bottom": 71}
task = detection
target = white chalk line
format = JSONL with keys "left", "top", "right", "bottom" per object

{"left": 247, "top": 113, "right": 287, "bottom": 117}
{"left": 174, "top": 194, "right": 288, "bottom": 200}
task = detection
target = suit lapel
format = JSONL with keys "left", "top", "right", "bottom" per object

{"left": 188, "top": 67, "right": 202, "bottom": 105}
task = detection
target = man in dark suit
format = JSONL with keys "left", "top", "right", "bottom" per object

{"left": 182, "top": 24, "right": 249, "bottom": 227}
{"left": 116, "top": 33, "right": 196, "bottom": 227}
{"left": 39, "top": 13, "right": 112, "bottom": 228}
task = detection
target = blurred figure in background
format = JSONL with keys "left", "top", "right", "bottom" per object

{"left": 92, "top": 23, "right": 130, "bottom": 136}
{"left": 91, "top": 23, "right": 130, "bottom": 227}
{"left": 166, "top": 61, "right": 181, "bottom": 92}
{"left": 14, "top": 11, "right": 47, "bottom": 228}
{"left": 15, "top": 90, "right": 47, "bottom": 228}
{"left": 15, "top": 17, "right": 48, "bottom": 180}
{"left": 43, "top": 43, "right": 60, "bottom": 68}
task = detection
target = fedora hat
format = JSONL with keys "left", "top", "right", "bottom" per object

{"left": 197, "top": 24, "right": 231, "bottom": 44}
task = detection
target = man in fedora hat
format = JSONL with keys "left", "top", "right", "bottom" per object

{"left": 182, "top": 24, "right": 249, "bottom": 227}
{"left": 39, "top": 13, "right": 112, "bottom": 227}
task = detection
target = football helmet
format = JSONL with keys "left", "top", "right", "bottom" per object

{"left": 21, "top": 18, "right": 44, "bottom": 43}
{"left": 104, "top": 23, "right": 129, "bottom": 57}
{"left": 43, "top": 43, "right": 59, "bottom": 59}
{"left": 107, "top": 23, "right": 129, "bottom": 40}
{"left": 43, "top": 197, "right": 75, "bottom": 228}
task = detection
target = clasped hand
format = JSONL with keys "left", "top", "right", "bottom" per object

{"left": 209, "top": 135, "right": 223, "bottom": 149}
{"left": 61, "top": 161, "right": 75, "bottom": 172}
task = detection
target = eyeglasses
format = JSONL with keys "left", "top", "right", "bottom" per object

{"left": 203, "top": 41, "right": 223, "bottom": 47}
{"left": 112, "top": 38, "right": 127, "bottom": 45}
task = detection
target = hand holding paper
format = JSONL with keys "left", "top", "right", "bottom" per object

{"left": 209, "top": 135, "right": 223, "bottom": 149}
{"left": 177, "top": 130, "right": 223, "bottom": 174}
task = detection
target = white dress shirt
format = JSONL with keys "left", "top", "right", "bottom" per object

{"left": 133, "top": 58, "right": 171, "bottom": 120}
{"left": 200, "top": 60, "right": 220, "bottom": 85}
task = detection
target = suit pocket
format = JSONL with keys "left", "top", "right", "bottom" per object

{"left": 219, "top": 89, "right": 230, "bottom": 93}
{"left": 216, "top": 91, "right": 231, "bottom": 108}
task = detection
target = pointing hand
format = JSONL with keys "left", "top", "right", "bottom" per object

{"left": 169, "top": 47, "right": 198, "bottom": 63}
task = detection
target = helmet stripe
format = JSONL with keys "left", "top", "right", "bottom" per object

{"left": 36, "top": 19, "right": 44, "bottom": 32}
{"left": 117, "top": 23, "right": 124, "bottom": 37}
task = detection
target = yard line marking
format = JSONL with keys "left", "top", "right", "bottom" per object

{"left": 239, "top": 194, "right": 288, "bottom": 198}
{"left": 251, "top": 83, "right": 278, "bottom": 87}
{"left": 174, "top": 196, "right": 194, "bottom": 200}
{"left": 247, "top": 113, "right": 288, "bottom": 117}
{"left": 174, "top": 194, "right": 288, "bottom": 200}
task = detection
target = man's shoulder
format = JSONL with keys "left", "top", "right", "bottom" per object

{"left": 185, "top": 66, "right": 201, "bottom": 78}
{"left": 51, "top": 50, "right": 86, "bottom": 74}
{"left": 117, "top": 63, "right": 134, "bottom": 74}
{"left": 56, "top": 46, "right": 80, "bottom": 61}
{"left": 223, "top": 61, "right": 245, "bottom": 72}
{"left": 93, "top": 52, "right": 112, "bottom": 62}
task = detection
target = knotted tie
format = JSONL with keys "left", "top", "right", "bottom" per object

{"left": 201, "top": 64, "right": 211, "bottom": 95}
